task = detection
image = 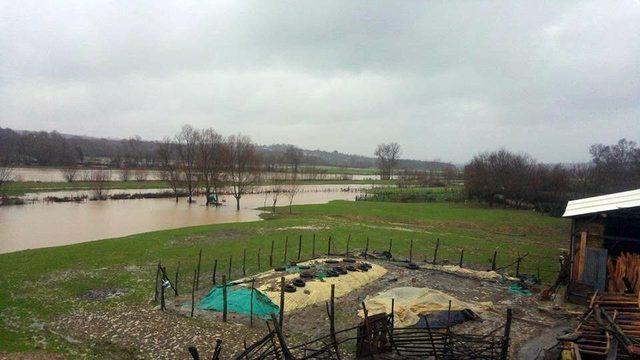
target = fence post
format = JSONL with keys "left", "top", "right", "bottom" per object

{"left": 160, "top": 283, "right": 165, "bottom": 311}
{"left": 297, "top": 235, "right": 302, "bottom": 261}
{"left": 327, "top": 236, "right": 332, "bottom": 256}
{"left": 409, "top": 239, "right": 414, "bottom": 263}
{"left": 250, "top": 279, "right": 255, "bottom": 328}
{"left": 191, "top": 269, "right": 196, "bottom": 317}
{"left": 242, "top": 248, "right": 247, "bottom": 276}
{"left": 365, "top": 237, "right": 369, "bottom": 259}
{"left": 196, "top": 249, "right": 202, "bottom": 291}
{"left": 257, "top": 248, "right": 261, "bottom": 270}
{"left": 459, "top": 250, "right": 464, "bottom": 268}
{"left": 388, "top": 238, "right": 393, "bottom": 254}
{"left": 174, "top": 261, "right": 180, "bottom": 296}
{"left": 491, "top": 250, "right": 498, "bottom": 271}
{"left": 312, "top": 233, "right": 316, "bottom": 258}
{"left": 346, "top": 234, "right": 351, "bottom": 256}
{"left": 328, "top": 284, "right": 341, "bottom": 360}
{"left": 500, "top": 309, "right": 513, "bottom": 360}
{"left": 222, "top": 275, "right": 227, "bottom": 322}
{"left": 269, "top": 238, "right": 275, "bottom": 267}
{"left": 432, "top": 238, "right": 440, "bottom": 264}
{"left": 279, "top": 276, "right": 285, "bottom": 326}
{"left": 283, "top": 236, "right": 289, "bottom": 264}
{"left": 212, "top": 259, "right": 217, "bottom": 285}
{"left": 228, "top": 255, "right": 232, "bottom": 279}
{"left": 154, "top": 261, "right": 161, "bottom": 302}
{"left": 516, "top": 255, "right": 522, "bottom": 277}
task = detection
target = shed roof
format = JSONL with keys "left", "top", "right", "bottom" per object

{"left": 563, "top": 189, "right": 640, "bottom": 218}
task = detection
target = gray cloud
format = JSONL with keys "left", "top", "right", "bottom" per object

{"left": 1, "top": 0, "right": 639, "bottom": 163}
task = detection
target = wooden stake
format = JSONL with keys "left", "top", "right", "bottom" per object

{"left": 212, "top": 259, "right": 217, "bottom": 285}
{"left": 516, "top": 254, "right": 521, "bottom": 277}
{"left": 459, "top": 249, "right": 464, "bottom": 268}
{"left": 228, "top": 255, "right": 232, "bottom": 279}
{"left": 432, "top": 238, "right": 440, "bottom": 264}
{"left": 222, "top": 275, "right": 228, "bottom": 322}
{"left": 500, "top": 309, "right": 513, "bottom": 360}
{"left": 346, "top": 234, "right": 351, "bottom": 256}
{"left": 154, "top": 261, "right": 161, "bottom": 302}
{"left": 160, "top": 284, "right": 165, "bottom": 311}
{"left": 409, "top": 239, "right": 414, "bottom": 262}
{"left": 312, "top": 233, "right": 316, "bottom": 258}
{"left": 250, "top": 279, "right": 255, "bottom": 327}
{"left": 279, "top": 277, "right": 285, "bottom": 326}
{"left": 283, "top": 236, "right": 288, "bottom": 264}
{"left": 257, "top": 248, "right": 261, "bottom": 270}
{"left": 492, "top": 250, "right": 498, "bottom": 271}
{"left": 270, "top": 238, "right": 275, "bottom": 267}
{"left": 196, "top": 249, "right": 202, "bottom": 291}
{"left": 191, "top": 269, "right": 196, "bottom": 317}
{"left": 242, "top": 248, "right": 247, "bottom": 276}
{"left": 327, "top": 236, "right": 332, "bottom": 256}
{"left": 297, "top": 235, "right": 302, "bottom": 261}
{"left": 329, "top": 284, "right": 341, "bottom": 360}
{"left": 174, "top": 261, "right": 180, "bottom": 296}
{"left": 365, "top": 237, "right": 369, "bottom": 259}
{"left": 388, "top": 238, "right": 393, "bottom": 254}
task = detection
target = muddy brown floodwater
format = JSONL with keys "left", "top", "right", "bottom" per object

{"left": 0, "top": 185, "right": 367, "bottom": 254}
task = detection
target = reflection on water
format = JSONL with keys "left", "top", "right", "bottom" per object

{"left": 0, "top": 185, "right": 366, "bottom": 254}
{"left": 10, "top": 167, "right": 380, "bottom": 182}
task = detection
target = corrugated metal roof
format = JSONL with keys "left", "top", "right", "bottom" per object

{"left": 562, "top": 189, "right": 640, "bottom": 217}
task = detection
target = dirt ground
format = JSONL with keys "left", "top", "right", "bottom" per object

{"left": 47, "top": 258, "right": 582, "bottom": 359}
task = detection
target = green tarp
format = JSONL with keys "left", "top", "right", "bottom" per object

{"left": 197, "top": 285, "right": 279, "bottom": 319}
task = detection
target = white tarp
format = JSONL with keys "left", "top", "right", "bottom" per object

{"left": 358, "top": 286, "right": 489, "bottom": 327}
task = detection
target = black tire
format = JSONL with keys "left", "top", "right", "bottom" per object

{"left": 300, "top": 270, "right": 315, "bottom": 278}
{"left": 274, "top": 267, "right": 286, "bottom": 272}
{"left": 346, "top": 265, "right": 357, "bottom": 272}
{"left": 342, "top": 258, "right": 356, "bottom": 263}
{"left": 298, "top": 265, "right": 311, "bottom": 270}
{"left": 406, "top": 263, "right": 419, "bottom": 270}
{"left": 326, "top": 270, "right": 339, "bottom": 277}
{"left": 293, "top": 278, "right": 306, "bottom": 287}
{"left": 284, "top": 284, "right": 297, "bottom": 293}
{"left": 325, "top": 259, "right": 339, "bottom": 264}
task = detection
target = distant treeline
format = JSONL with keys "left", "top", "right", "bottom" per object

{"left": 464, "top": 139, "right": 640, "bottom": 215}
{"left": 0, "top": 127, "right": 452, "bottom": 171}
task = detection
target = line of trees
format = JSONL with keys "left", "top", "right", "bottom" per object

{"left": 154, "top": 126, "right": 304, "bottom": 211}
{"left": 464, "top": 139, "right": 640, "bottom": 215}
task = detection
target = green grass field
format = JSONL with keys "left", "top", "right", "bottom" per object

{"left": 0, "top": 200, "right": 569, "bottom": 355}
{"left": 360, "top": 186, "right": 464, "bottom": 202}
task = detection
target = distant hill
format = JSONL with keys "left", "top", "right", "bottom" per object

{"left": 1, "top": 127, "right": 453, "bottom": 170}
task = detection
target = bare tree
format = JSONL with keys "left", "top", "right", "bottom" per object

{"left": 175, "top": 125, "right": 199, "bottom": 203}
{"left": 157, "top": 138, "right": 182, "bottom": 202}
{"left": 0, "top": 166, "right": 14, "bottom": 196}
{"left": 225, "top": 134, "right": 261, "bottom": 211}
{"left": 90, "top": 169, "right": 111, "bottom": 200}
{"left": 285, "top": 171, "right": 300, "bottom": 214}
{"left": 61, "top": 166, "right": 80, "bottom": 183}
{"left": 133, "top": 169, "right": 148, "bottom": 181}
{"left": 284, "top": 145, "right": 303, "bottom": 173}
{"left": 119, "top": 166, "right": 132, "bottom": 181}
{"left": 196, "top": 128, "right": 225, "bottom": 205}
{"left": 270, "top": 174, "right": 286, "bottom": 213}
{"left": 374, "top": 142, "right": 401, "bottom": 180}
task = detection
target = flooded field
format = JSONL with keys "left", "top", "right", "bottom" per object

{"left": 10, "top": 167, "right": 379, "bottom": 182}
{"left": 0, "top": 185, "right": 368, "bottom": 254}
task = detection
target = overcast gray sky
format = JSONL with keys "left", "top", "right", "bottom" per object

{"left": 1, "top": 1, "right": 639, "bottom": 163}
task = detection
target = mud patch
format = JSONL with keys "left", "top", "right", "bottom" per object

{"left": 80, "top": 288, "right": 127, "bottom": 301}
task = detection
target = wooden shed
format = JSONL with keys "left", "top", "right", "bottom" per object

{"left": 564, "top": 189, "right": 640, "bottom": 302}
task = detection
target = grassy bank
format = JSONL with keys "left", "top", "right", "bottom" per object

{"left": 3, "top": 179, "right": 393, "bottom": 196}
{"left": 358, "top": 186, "right": 464, "bottom": 202}
{"left": 0, "top": 200, "right": 569, "bottom": 356}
